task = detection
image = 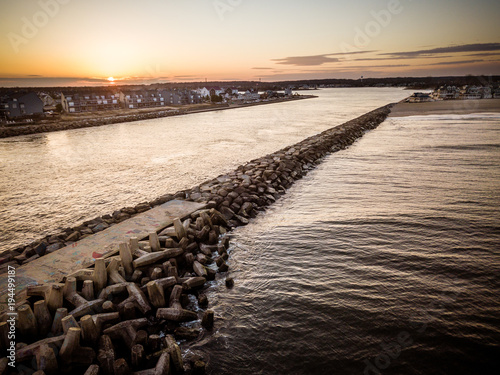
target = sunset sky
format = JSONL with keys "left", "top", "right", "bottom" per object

{"left": 1, "top": 0, "right": 499, "bottom": 87}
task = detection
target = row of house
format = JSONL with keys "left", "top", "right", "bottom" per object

{"left": 431, "top": 85, "right": 500, "bottom": 100}
{"left": 196, "top": 86, "right": 294, "bottom": 103}
{"left": 1, "top": 84, "right": 298, "bottom": 118}
{"left": 197, "top": 86, "right": 239, "bottom": 98}
{"left": 61, "top": 89, "right": 203, "bottom": 113}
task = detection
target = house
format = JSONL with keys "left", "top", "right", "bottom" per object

{"left": 61, "top": 92, "right": 120, "bottom": 113}
{"left": 0, "top": 92, "right": 44, "bottom": 119}
{"left": 227, "top": 87, "right": 239, "bottom": 95}
{"left": 198, "top": 87, "right": 224, "bottom": 98}
{"left": 120, "top": 90, "right": 168, "bottom": 109}
{"left": 180, "top": 90, "right": 202, "bottom": 104}
{"left": 460, "top": 86, "right": 481, "bottom": 100}
{"left": 241, "top": 90, "right": 260, "bottom": 102}
{"left": 480, "top": 86, "right": 492, "bottom": 99}
{"left": 158, "top": 90, "right": 182, "bottom": 106}
{"left": 39, "top": 92, "right": 56, "bottom": 109}
{"left": 408, "top": 92, "right": 433, "bottom": 103}
{"left": 264, "top": 90, "right": 280, "bottom": 98}
{"left": 432, "top": 86, "right": 459, "bottom": 100}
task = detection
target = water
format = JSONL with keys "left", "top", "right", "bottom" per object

{"left": 0, "top": 88, "right": 408, "bottom": 253}
{"left": 191, "top": 113, "right": 500, "bottom": 374}
{"left": 2, "top": 89, "right": 499, "bottom": 374}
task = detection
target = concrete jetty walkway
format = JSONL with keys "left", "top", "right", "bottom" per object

{"left": 0, "top": 199, "right": 205, "bottom": 314}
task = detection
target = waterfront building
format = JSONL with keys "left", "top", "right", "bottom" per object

{"left": 460, "top": 85, "right": 482, "bottom": 100}
{"left": 61, "top": 92, "right": 121, "bottom": 113}
{"left": 0, "top": 92, "right": 44, "bottom": 119}
{"left": 198, "top": 86, "right": 224, "bottom": 98}
{"left": 408, "top": 92, "right": 433, "bottom": 103}
{"left": 432, "top": 86, "right": 460, "bottom": 100}
{"left": 120, "top": 90, "right": 167, "bottom": 109}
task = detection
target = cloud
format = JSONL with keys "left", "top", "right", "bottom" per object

{"left": 252, "top": 67, "right": 273, "bottom": 70}
{"left": 354, "top": 55, "right": 452, "bottom": 62}
{"left": 271, "top": 51, "right": 377, "bottom": 66}
{"left": 298, "top": 64, "right": 410, "bottom": 73}
{"left": 381, "top": 43, "right": 500, "bottom": 58}
{"left": 330, "top": 50, "right": 378, "bottom": 56}
{"left": 272, "top": 54, "right": 340, "bottom": 66}
{"left": 466, "top": 52, "right": 500, "bottom": 57}
{"left": 429, "top": 59, "right": 486, "bottom": 66}
{"left": 84, "top": 77, "right": 111, "bottom": 83}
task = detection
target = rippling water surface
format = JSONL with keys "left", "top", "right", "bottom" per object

{"left": 0, "top": 88, "right": 407, "bottom": 253}
{"left": 190, "top": 114, "right": 500, "bottom": 374}
{"left": 2, "top": 89, "right": 499, "bottom": 375}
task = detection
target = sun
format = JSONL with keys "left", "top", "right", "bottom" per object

{"left": 107, "top": 77, "right": 115, "bottom": 83}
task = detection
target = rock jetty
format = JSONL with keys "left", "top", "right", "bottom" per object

{"left": 0, "top": 104, "right": 392, "bottom": 374}
{"left": 0, "top": 110, "right": 182, "bottom": 139}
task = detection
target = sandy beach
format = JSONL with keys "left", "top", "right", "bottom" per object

{"left": 389, "top": 99, "right": 500, "bottom": 117}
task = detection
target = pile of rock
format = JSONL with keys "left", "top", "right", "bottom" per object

{"left": 1, "top": 211, "right": 235, "bottom": 374}
{"left": 0, "top": 111, "right": 182, "bottom": 139}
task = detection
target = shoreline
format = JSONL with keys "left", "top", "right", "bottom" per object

{"left": 0, "top": 104, "right": 392, "bottom": 374}
{"left": 0, "top": 95, "right": 316, "bottom": 139}
{"left": 389, "top": 98, "right": 500, "bottom": 117}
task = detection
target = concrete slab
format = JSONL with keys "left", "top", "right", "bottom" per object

{"left": 0, "top": 199, "right": 205, "bottom": 315}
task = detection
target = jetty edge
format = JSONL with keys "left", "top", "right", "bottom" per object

{"left": 0, "top": 103, "right": 392, "bottom": 374}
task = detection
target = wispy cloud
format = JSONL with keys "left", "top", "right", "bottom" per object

{"left": 466, "top": 52, "right": 500, "bottom": 57}
{"left": 271, "top": 51, "right": 376, "bottom": 66}
{"left": 272, "top": 54, "right": 340, "bottom": 66}
{"left": 298, "top": 64, "right": 410, "bottom": 73}
{"left": 353, "top": 55, "right": 452, "bottom": 62}
{"left": 381, "top": 43, "right": 500, "bottom": 58}
{"left": 428, "top": 59, "right": 487, "bottom": 66}
{"left": 252, "top": 67, "right": 273, "bottom": 70}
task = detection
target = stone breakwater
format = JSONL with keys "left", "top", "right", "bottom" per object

{"left": 0, "top": 104, "right": 391, "bottom": 374}
{"left": 0, "top": 110, "right": 184, "bottom": 139}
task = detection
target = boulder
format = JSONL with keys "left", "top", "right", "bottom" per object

{"left": 92, "top": 222, "right": 109, "bottom": 233}
{"left": 46, "top": 242, "right": 63, "bottom": 253}
{"left": 134, "top": 202, "right": 150, "bottom": 213}
{"left": 219, "top": 205, "right": 235, "bottom": 218}
{"left": 65, "top": 231, "right": 80, "bottom": 242}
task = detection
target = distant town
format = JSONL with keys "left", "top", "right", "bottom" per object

{"left": 1, "top": 76, "right": 499, "bottom": 124}
{"left": 1, "top": 85, "right": 296, "bottom": 124}
{"left": 407, "top": 85, "right": 500, "bottom": 103}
